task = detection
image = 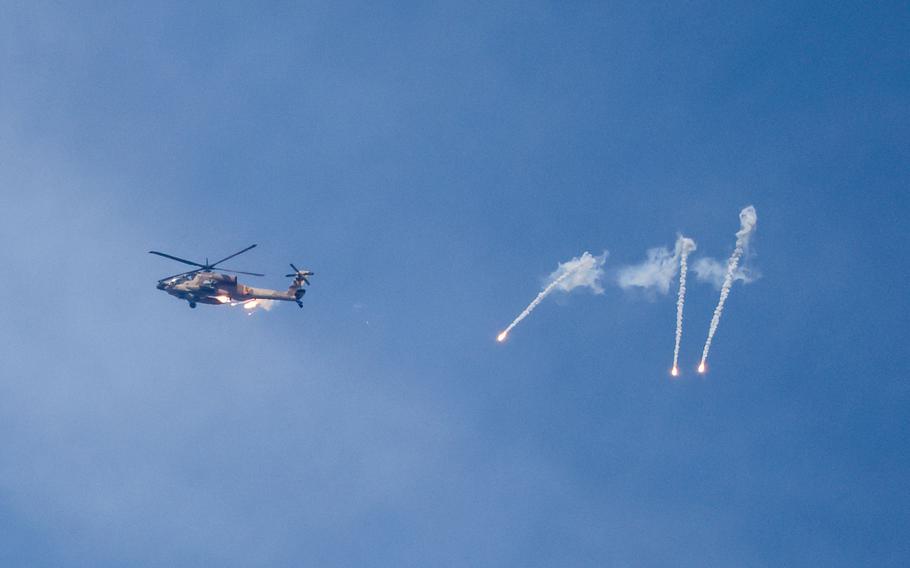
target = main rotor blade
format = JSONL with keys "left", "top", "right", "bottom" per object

{"left": 210, "top": 244, "right": 257, "bottom": 268}
{"left": 158, "top": 268, "right": 201, "bottom": 282}
{"left": 218, "top": 268, "right": 265, "bottom": 277}
{"left": 149, "top": 251, "right": 205, "bottom": 267}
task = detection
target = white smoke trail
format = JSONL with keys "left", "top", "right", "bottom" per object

{"left": 671, "top": 236, "right": 697, "bottom": 375}
{"left": 497, "top": 271, "right": 572, "bottom": 341}
{"left": 498, "top": 251, "right": 606, "bottom": 341}
{"left": 699, "top": 206, "right": 757, "bottom": 371}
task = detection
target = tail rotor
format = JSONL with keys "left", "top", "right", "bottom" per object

{"left": 286, "top": 263, "right": 314, "bottom": 285}
{"left": 286, "top": 264, "right": 314, "bottom": 307}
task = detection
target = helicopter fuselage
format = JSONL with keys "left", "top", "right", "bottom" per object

{"left": 156, "top": 271, "right": 305, "bottom": 308}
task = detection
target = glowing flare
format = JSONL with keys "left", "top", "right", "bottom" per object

{"left": 671, "top": 367, "right": 679, "bottom": 377}
{"left": 497, "top": 332, "right": 508, "bottom": 342}
{"left": 698, "top": 362, "right": 706, "bottom": 374}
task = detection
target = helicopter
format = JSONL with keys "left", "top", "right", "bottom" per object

{"left": 150, "top": 244, "right": 313, "bottom": 309}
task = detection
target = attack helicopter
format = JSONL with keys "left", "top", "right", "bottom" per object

{"left": 150, "top": 244, "right": 313, "bottom": 309}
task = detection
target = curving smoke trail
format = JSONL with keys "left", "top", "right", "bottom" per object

{"left": 498, "top": 251, "right": 606, "bottom": 342}
{"left": 671, "top": 236, "right": 697, "bottom": 375}
{"left": 699, "top": 206, "right": 757, "bottom": 372}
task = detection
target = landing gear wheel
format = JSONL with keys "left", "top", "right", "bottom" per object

{"left": 189, "top": 301, "right": 197, "bottom": 309}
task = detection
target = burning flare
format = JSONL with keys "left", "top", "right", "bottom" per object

{"left": 671, "top": 366, "right": 679, "bottom": 377}
{"left": 496, "top": 251, "right": 607, "bottom": 342}
{"left": 699, "top": 206, "right": 757, "bottom": 371}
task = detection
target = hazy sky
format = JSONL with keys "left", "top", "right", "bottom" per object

{"left": 1, "top": 2, "right": 908, "bottom": 566}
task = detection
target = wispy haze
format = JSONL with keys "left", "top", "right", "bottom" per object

{"left": 618, "top": 235, "right": 696, "bottom": 295}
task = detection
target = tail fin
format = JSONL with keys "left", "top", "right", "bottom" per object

{"left": 285, "top": 263, "right": 314, "bottom": 307}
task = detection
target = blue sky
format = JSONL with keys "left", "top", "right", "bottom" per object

{"left": 1, "top": 2, "right": 908, "bottom": 566}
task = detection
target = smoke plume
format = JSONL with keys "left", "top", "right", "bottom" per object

{"left": 498, "top": 251, "right": 607, "bottom": 341}
{"left": 699, "top": 206, "right": 757, "bottom": 371}
{"left": 617, "top": 235, "right": 696, "bottom": 295}
{"left": 229, "top": 298, "right": 277, "bottom": 314}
